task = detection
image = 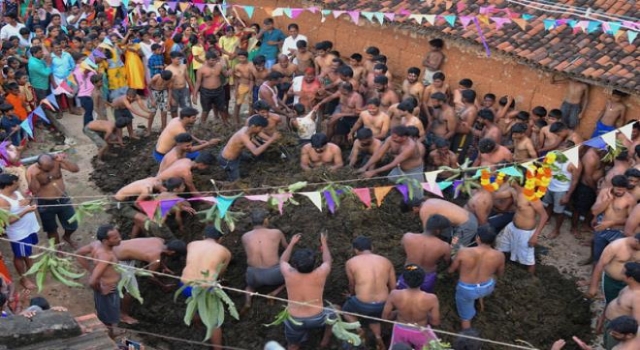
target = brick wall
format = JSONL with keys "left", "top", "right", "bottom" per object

{"left": 237, "top": 0, "right": 640, "bottom": 139}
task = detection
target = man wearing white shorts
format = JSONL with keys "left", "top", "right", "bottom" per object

{"left": 495, "top": 182, "right": 548, "bottom": 274}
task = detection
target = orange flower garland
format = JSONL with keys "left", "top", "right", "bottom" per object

{"left": 523, "top": 153, "right": 555, "bottom": 201}
{"left": 480, "top": 169, "right": 505, "bottom": 192}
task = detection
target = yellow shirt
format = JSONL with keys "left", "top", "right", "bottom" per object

{"left": 192, "top": 45, "right": 205, "bottom": 70}
{"left": 219, "top": 36, "right": 239, "bottom": 59}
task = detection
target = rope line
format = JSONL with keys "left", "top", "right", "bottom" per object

{"left": 0, "top": 237, "right": 539, "bottom": 350}
{"left": 106, "top": 326, "right": 252, "bottom": 350}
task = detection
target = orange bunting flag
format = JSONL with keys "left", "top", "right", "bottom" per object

{"left": 178, "top": 2, "right": 189, "bottom": 12}
{"left": 374, "top": 186, "right": 394, "bottom": 207}
{"left": 352, "top": 188, "right": 372, "bottom": 208}
{"left": 137, "top": 200, "right": 159, "bottom": 220}
{"left": 512, "top": 18, "right": 528, "bottom": 30}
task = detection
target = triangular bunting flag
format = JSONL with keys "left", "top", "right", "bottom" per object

{"left": 374, "top": 186, "right": 393, "bottom": 207}
{"left": 512, "top": 18, "right": 528, "bottom": 30}
{"left": 410, "top": 14, "right": 426, "bottom": 25}
{"left": 178, "top": 2, "right": 188, "bottom": 11}
{"left": 271, "top": 8, "right": 284, "bottom": 17}
{"left": 244, "top": 194, "right": 269, "bottom": 202}
{"left": 283, "top": 8, "right": 293, "bottom": 18}
{"left": 300, "top": 192, "right": 322, "bottom": 212}
{"left": 601, "top": 130, "right": 618, "bottom": 149}
{"left": 307, "top": 6, "right": 319, "bottom": 14}
{"left": 422, "top": 182, "right": 443, "bottom": 197}
{"left": 362, "top": 11, "right": 375, "bottom": 23}
{"left": 500, "top": 166, "right": 523, "bottom": 178}
{"left": 491, "top": 17, "right": 511, "bottom": 30}
{"left": 568, "top": 20, "right": 578, "bottom": 28}
{"left": 628, "top": 31, "right": 638, "bottom": 43}
{"left": 207, "top": 3, "right": 216, "bottom": 12}
{"left": 620, "top": 122, "right": 635, "bottom": 140}
{"left": 153, "top": 0, "right": 163, "bottom": 8}
{"left": 424, "top": 170, "right": 442, "bottom": 185}
{"left": 563, "top": 145, "right": 581, "bottom": 167}
{"left": 606, "top": 22, "right": 622, "bottom": 36}
{"left": 160, "top": 198, "right": 183, "bottom": 218}
{"left": 347, "top": 10, "right": 360, "bottom": 24}
{"left": 138, "top": 200, "right": 159, "bottom": 219}
{"left": 425, "top": 15, "right": 436, "bottom": 25}
{"left": 291, "top": 8, "right": 304, "bottom": 19}
{"left": 333, "top": 10, "right": 346, "bottom": 19}
{"left": 323, "top": 191, "right": 337, "bottom": 214}
{"left": 46, "top": 94, "right": 59, "bottom": 109}
{"left": 352, "top": 188, "right": 371, "bottom": 209}
{"left": 167, "top": 1, "right": 177, "bottom": 11}
{"left": 33, "top": 106, "right": 50, "bottom": 124}
{"left": 373, "top": 12, "right": 384, "bottom": 25}
{"left": 270, "top": 193, "right": 292, "bottom": 215}
{"left": 20, "top": 119, "right": 33, "bottom": 138}
{"left": 216, "top": 196, "right": 236, "bottom": 218}
{"left": 521, "top": 160, "right": 535, "bottom": 171}
{"left": 445, "top": 0, "right": 453, "bottom": 10}
{"left": 443, "top": 15, "right": 456, "bottom": 27}
{"left": 460, "top": 16, "right": 473, "bottom": 29}
{"left": 477, "top": 14, "right": 490, "bottom": 25}
{"left": 522, "top": 14, "right": 534, "bottom": 21}
{"left": 188, "top": 196, "right": 216, "bottom": 203}
{"left": 543, "top": 19, "right": 556, "bottom": 30}
{"left": 395, "top": 184, "right": 409, "bottom": 202}
{"left": 383, "top": 13, "right": 395, "bottom": 21}
{"left": 243, "top": 5, "right": 254, "bottom": 19}
{"left": 195, "top": 3, "right": 205, "bottom": 12}
{"left": 438, "top": 181, "right": 452, "bottom": 190}
{"left": 453, "top": 180, "right": 463, "bottom": 199}
{"left": 587, "top": 21, "right": 600, "bottom": 33}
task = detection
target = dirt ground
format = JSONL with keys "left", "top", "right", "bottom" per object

{"left": 85, "top": 122, "right": 596, "bottom": 350}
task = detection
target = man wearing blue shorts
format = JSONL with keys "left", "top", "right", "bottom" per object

{"left": 0, "top": 174, "right": 40, "bottom": 290}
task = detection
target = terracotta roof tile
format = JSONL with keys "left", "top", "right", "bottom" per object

{"left": 312, "top": 0, "right": 640, "bottom": 93}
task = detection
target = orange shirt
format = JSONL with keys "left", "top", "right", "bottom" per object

{"left": 5, "top": 93, "right": 28, "bottom": 121}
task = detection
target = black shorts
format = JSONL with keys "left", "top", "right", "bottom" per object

{"left": 336, "top": 116, "right": 359, "bottom": 135}
{"left": 200, "top": 86, "right": 226, "bottom": 112}
{"left": 94, "top": 290, "right": 120, "bottom": 325}
{"left": 114, "top": 108, "right": 134, "bottom": 122}
{"left": 572, "top": 182, "right": 597, "bottom": 215}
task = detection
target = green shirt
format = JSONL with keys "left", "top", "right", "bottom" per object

{"left": 27, "top": 56, "right": 51, "bottom": 90}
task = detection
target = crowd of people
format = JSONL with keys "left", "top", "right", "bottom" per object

{"left": 0, "top": 1, "right": 639, "bottom": 350}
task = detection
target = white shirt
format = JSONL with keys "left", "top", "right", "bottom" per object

{"left": 281, "top": 34, "right": 307, "bottom": 56}
{"left": 0, "top": 22, "right": 26, "bottom": 41}
{"left": 0, "top": 191, "right": 41, "bottom": 241}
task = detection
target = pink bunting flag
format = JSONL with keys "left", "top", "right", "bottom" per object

{"left": 160, "top": 198, "right": 183, "bottom": 218}
{"left": 352, "top": 188, "right": 372, "bottom": 209}
{"left": 195, "top": 3, "right": 205, "bottom": 12}
{"left": 270, "top": 193, "right": 292, "bottom": 215}
{"left": 138, "top": 200, "right": 159, "bottom": 219}
{"left": 187, "top": 196, "right": 216, "bottom": 203}
{"left": 290, "top": 8, "right": 304, "bottom": 19}
{"left": 491, "top": 17, "right": 511, "bottom": 30}
{"left": 307, "top": 6, "right": 319, "bottom": 14}
{"left": 459, "top": 16, "right": 473, "bottom": 29}
{"left": 244, "top": 194, "right": 270, "bottom": 202}
{"left": 333, "top": 10, "right": 346, "bottom": 19}
{"left": 347, "top": 11, "right": 360, "bottom": 24}
{"left": 166, "top": 1, "right": 177, "bottom": 11}
{"left": 384, "top": 13, "right": 395, "bottom": 21}
{"left": 421, "top": 182, "right": 443, "bottom": 197}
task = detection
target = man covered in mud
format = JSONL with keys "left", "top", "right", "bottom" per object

{"left": 602, "top": 262, "right": 640, "bottom": 350}
{"left": 382, "top": 264, "right": 440, "bottom": 349}
{"left": 111, "top": 89, "right": 153, "bottom": 140}
{"left": 280, "top": 232, "right": 334, "bottom": 350}
{"left": 399, "top": 214, "right": 452, "bottom": 293}
{"left": 403, "top": 197, "right": 478, "bottom": 252}
{"left": 157, "top": 152, "right": 217, "bottom": 196}
{"left": 112, "top": 177, "right": 168, "bottom": 238}
{"left": 449, "top": 225, "right": 505, "bottom": 330}
{"left": 218, "top": 115, "right": 280, "bottom": 182}
{"left": 153, "top": 107, "right": 219, "bottom": 163}
{"left": 158, "top": 133, "right": 220, "bottom": 173}
{"left": 180, "top": 226, "right": 232, "bottom": 348}
{"left": 89, "top": 224, "right": 122, "bottom": 338}
{"left": 27, "top": 153, "right": 79, "bottom": 248}
{"left": 342, "top": 236, "right": 396, "bottom": 350}
{"left": 241, "top": 209, "right": 288, "bottom": 312}
{"left": 348, "top": 128, "right": 382, "bottom": 169}
{"left": 300, "top": 133, "right": 343, "bottom": 172}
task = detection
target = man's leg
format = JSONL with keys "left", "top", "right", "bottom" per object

{"left": 59, "top": 203, "right": 79, "bottom": 249}
{"left": 210, "top": 327, "right": 223, "bottom": 348}
{"left": 120, "top": 293, "right": 138, "bottom": 324}
{"left": 12, "top": 240, "right": 35, "bottom": 290}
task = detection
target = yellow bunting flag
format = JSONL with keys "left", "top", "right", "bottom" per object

{"left": 153, "top": 1, "right": 164, "bottom": 9}
{"left": 374, "top": 186, "right": 394, "bottom": 207}
{"left": 178, "top": 2, "right": 189, "bottom": 12}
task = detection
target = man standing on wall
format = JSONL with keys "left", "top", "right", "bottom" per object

{"left": 421, "top": 39, "right": 445, "bottom": 86}
{"left": 551, "top": 74, "right": 590, "bottom": 130}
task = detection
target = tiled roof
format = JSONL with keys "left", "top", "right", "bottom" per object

{"left": 319, "top": 0, "right": 640, "bottom": 94}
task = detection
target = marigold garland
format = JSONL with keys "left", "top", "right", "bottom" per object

{"left": 523, "top": 153, "right": 555, "bottom": 201}
{"left": 480, "top": 170, "right": 505, "bottom": 192}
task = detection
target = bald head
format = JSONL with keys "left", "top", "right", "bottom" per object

{"left": 37, "top": 154, "right": 55, "bottom": 171}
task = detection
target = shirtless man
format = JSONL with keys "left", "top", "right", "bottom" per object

{"left": 551, "top": 122, "right": 584, "bottom": 146}
{"left": 271, "top": 54, "right": 298, "bottom": 101}
{"left": 218, "top": 115, "right": 280, "bottom": 181}
{"left": 300, "top": 133, "right": 343, "bottom": 172}
{"left": 473, "top": 138, "right": 513, "bottom": 168}
{"left": 537, "top": 109, "right": 563, "bottom": 156}
{"left": 158, "top": 133, "right": 220, "bottom": 173}
{"left": 382, "top": 265, "right": 440, "bottom": 349}
{"left": 588, "top": 234, "right": 640, "bottom": 307}
{"left": 602, "top": 152, "right": 631, "bottom": 189}
{"left": 259, "top": 71, "right": 292, "bottom": 117}
{"left": 591, "top": 175, "right": 636, "bottom": 263}
{"left": 511, "top": 123, "right": 537, "bottom": 162}
{"left": 399, "top": 101, "right": 426, "bottom": 140}
{"left": 602, "top": 262, "right": 640, "bottom": 350}
{"left": 27, "top": 153, "right": 79, "bottom": 247}
{"left": 592, "top": 90, "right": 628, "bottom": 138}
{"left": 165, "top": 51, "right": 193, "bottom": 119}
{"left": 465, "top": 188, "right": 494, "bottom": 226}
{"left": 153, "top": 107, "right": 217, "bottom": 163}
{"left": 449, "top": 225, "right": 505, "bottom": 329}
{"left": 193, "top": 51, "right": 230, "bottom": 125}
{"left": 348, "top": 98, "right": 390, "bottom": 141}
{"left": 252, "top": 100, "right": 283, "bottom": 140}
{"left": 400, "top": 214, "right": 452, "bottom": 293}
{"left": 496, "top": 181, "right": 548, "bottom": 274}
{"left": 349, "top": 128, "right": 382, "bottom": 168}
{"left": 89, "top": 224, "right": 122, "bottom": 337}
{"left": 156, "top": 153, "right": 216, "bottom": 196}
{"left": 250, "top": 56, "right": 269, "bottom": 115}
{"left": 452, "top": 79, "right": 475, "bottom": 113}
{"left": 112, "top": 176, "right": 168, "bottom": 238}
{"left": 402, "top": 67, "right": 424, "bottom": 102}
{"left": 428, "top": 92, "right": 456, "bottom": 140}
{"left": 404, "top": 197, "right": 479, "bottom": 251}
{"left": 348, "top": 53, "right": 366, "bottom": 85}
{"left": 452, "top": 90, "right": 478, "bottom": 163}
{"left": 422, "top": 73, "right": 451, "bottom": 117}
{"left": 313, "top": 41, "right": 337, "bottom": 76}
{"left": 474, "top": 110, "right": 501, "bottom": 145}
{"left": 371, "top": 75, "right": 399, "bottom": 112}
{"left": 551, "top": 75, "right": 590, "bottom": 130}
{"left": 358, "top": 126, "right": 424, "bottom": 196}
{"left": 280, "top": 232, "right": 333, "bottom": 350}
{"left": 147, "top": 70, "right": 174, "bottom": 133}
{"left": 572, "top": 147, "right": 605, "bottom": 239}
{"left": 180, "top": 226, "right": 232, "bottom": 348}
{"left": 421, "top": 38, "right": 445, "bottom": 85}
{"left": 111, "top": 89, "right": 153, "bottom": 140}
{"left": 232, "top": 51, "right": 253, "bottom": 123}
{"left": 294, "top": 41, "right": 314, "bottom": 74}
{"left": 342, "top": 236, "right": 395, "bottom": 350}
{"left": 313, "top": 82, "right": 363, "bottom": 143}
{"left": 620, "top": 123, "right": 640, "bottom": 154}
{"left": 337, "top": 65, "right": 361, "bottom": 94}
{"left": 427, "top": 138, "right": 458, "bottom": 178}
{"left": 83, "top": 118, "right": 126, "bottom": 160}
{"left": 241, "top": 209, "right": 288, "bottom": 311}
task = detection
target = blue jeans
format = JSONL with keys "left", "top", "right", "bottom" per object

{"left": 79, "top": 96, "right": 93, "bottom": 126}
{"left": 455, "top": 279, "right": 496, "bottom": 321}
{"left": 594, "top": 229, "right": 625, "bottom": 262}
{"left": 217, "top": 153, "right": 240, "bottom": 181}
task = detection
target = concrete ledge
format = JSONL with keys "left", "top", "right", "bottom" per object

{"left": 0, "top": 310, "right": 82, "bottom": 349}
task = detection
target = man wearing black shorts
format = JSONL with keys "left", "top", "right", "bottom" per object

{"left": 193, "top": 51, "right": 230, "bottom": 125}
{"left": 26, "top": 153, "right": 80, "bottom": 248}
